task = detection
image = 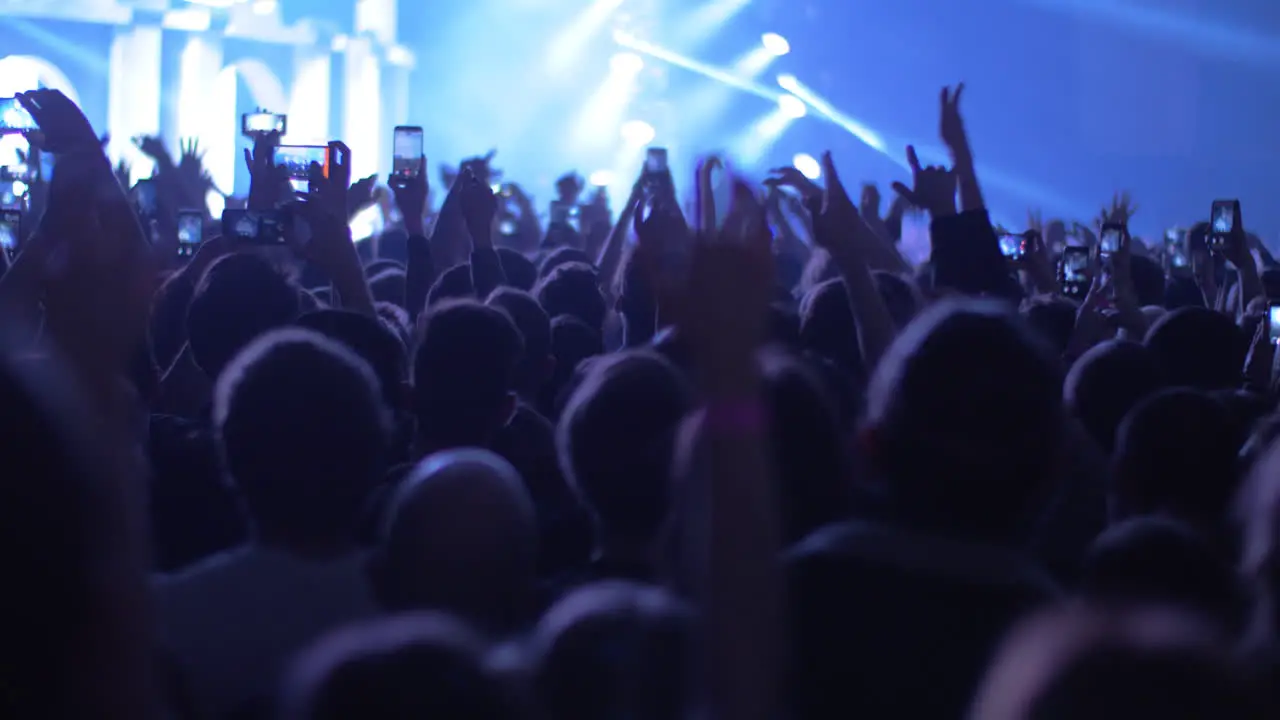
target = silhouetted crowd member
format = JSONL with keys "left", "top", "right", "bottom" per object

{"left": 3, "top": 86, "right": 1278, "bottom": 720}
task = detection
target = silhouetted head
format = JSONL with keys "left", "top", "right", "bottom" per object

{"left": 536, "top": 262, "right": 606, "bottom": 333}
{"left": 412, "top": 300, "right": 523, "bottom": 451}
{"left": 487, "top": 288, "right": 554, "bottom": 401}
{"left": 426, "top": 263, "right": 475, "bottom": 307}
{"left": 1022, "top": 296, "right": 1079, "bottom": 357}
{"left": 497, "top": 247, "right": 537, "bottom": 291}
{"left": 1144, "top": 307, "right": 1246, "bottom": 391}
{"left": 558, "top": 351, "right": 693, "bottom": 550}
{"left": 1064, "top": 340, "right": 1164, "bottom": 454}
{"left": 297, "top": 309, "right": 407, "bottom": 413}
{"left": 530, "top": 582, "right": 694, "bottom": 720}
{"left": 283, "top": 613, "right": 521, "bottom": 720}
{"left": 800, "top": 278, "right": 860, "bottom": 373}
{"left": 214, "top": 328, "right": 391, "bottom": 552}
{"left": 1128, "top": 255, "right": 1167, "bottom": 307}
{"left": 863, "top": 298, "right": 1064, "bottom": 543}
{"left": 188, "top": 253, "right": 301, "bottom": 379}
{"left": 539, "top": 247, "right": 592, "bottom": 278}
{"left": 540, "top": 315, "right": 605, "bottom": 420}
{"left": 872, "top": 270, "right": 922, "bottom": 329}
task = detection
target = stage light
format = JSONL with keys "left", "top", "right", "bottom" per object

{"left": 251, "top": 0, "right": 276, "bottom": 15}
{"left": 609, "top": 52, "right": 644, "bottom": 76}
{"left": 589, "top": 170, "right": 615, "bottom": 187}
{"left": 620, "top": 119, "right": 656, "bottom": 146}
{"left": 793, "top": 153, "right": 821, "bottom": 181}
{"left": 762, "top": 33, "right": 791, "bottom": 57}
{"left": 779, "top": 94, "right": 806, "bottom": 119}
{"left": 777, "top": 73, "right": 799, "bottom": 92}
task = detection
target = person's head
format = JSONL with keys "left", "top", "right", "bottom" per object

{"left": 283, "top": 613, "right": 521, "bottom": 720}
{"left": 760, "top": 350, "right": 850, "bottom": 544}
{"left": 496, "top": 247, "right": 537, "bottom": 291}
{"left": 1164, "top": 275, "right": 1206, "bottom": 310}
{"left": 375, "top": 301, "right": 411, "bottom": 346}
{"left": 412, "top": 300, "right": 523, "bottom": 451}
{"left": 1082, "top": 516, "right": 1241, "bottom": 630}
{"left": 558, "top": 351, "right": 693, "bottom": 551}
{"left": 296, "top": 309, "right": 408, "bottom": 413}
{"left": 541, "top": 315, "right": 605, "bottom": 420}
{"left": 214, "top": 328, "right": 391, "bottom": 552}
{"left": 1143, "top": 307, "right": 1247, "bottom": 390}
{"left": 530, "top": 582, "right": 694, "bottom": 720}
{"left": 872, "top": 270, "right": 922, "bottom": 329}
{"left": 367, "top": 268, "right": 406, "bottom": 307}
{"left": 487, "top": 288, "right": 553, "bottom": 401}
{"left": 799, "top": 278, "right": 860, "bottom": 373}
{"left": 1128, "top": 255, "right": 1167, "bottom": 307}
{"left": 1239, "top": 435, "right": 1280, "bottom": 646}
{"left": 972, "top": 606, "right": 1259, "bottom": 720}
{"left": 536, "top": 262, "right": 606, "bottom": 334}
{"left": 375, "top": 449, "right": 537, "bottom": 633}
{"left": 1022, "top": 295, "right": 1079, "bottom": 357}
{"left": 187, "top": 253, "right": 301, "bottom": 379}
{"left": 539, "top": 246, "right": 592, "bottom": 278}
{"left": 862, "top": 298, "right": 1064, "bottom": 543}
{"left": 1111, "top": 389, "right": 1241, "bottom": 534}
{"left": 1064, "top": 340, "right": 1164, "bottom": 455}
{"left": 426, "top": 263, "right": 474, "bottom": 307}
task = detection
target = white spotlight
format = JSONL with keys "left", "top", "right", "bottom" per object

{"left": 762, "top": 32, "right": 791, "bottom": 57}
{"left": 777, "top": 73, "right": 799, "bottom": 92}
{"left": 779, "top": 94, "right": 807, "bottom": 119}
{"left": 620, "top": 119, "right": 656, "bottom": 146}
{"left": 589, "top": 170, "right": 615, "bottom": 187}
{"left": 610, "top": 52, "right": 644, "bottom": 75}
{"left": 793, "top": 153, "right": 821, "bottom": 181}
{"left": 251, "top": 0, "right": 277, "bottom": 15}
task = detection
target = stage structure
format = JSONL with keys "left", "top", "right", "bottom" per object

{"left": 0, "top": 0, "right": 412, "bottom": 204}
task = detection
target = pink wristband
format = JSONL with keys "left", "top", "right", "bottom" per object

{"left": 703, "top": 399, "right": 766, "bottom": 435}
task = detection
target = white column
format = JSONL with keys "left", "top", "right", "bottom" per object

{"left": 342, "top": 35, "right": 381, "bottom": 180}
{"left": 356, "top": 0, "right": 397, "bottom": 46}
{"left": 107, "top": 23, "right": 163, "bottom": 182}
{"left": 175, "top": 33, "right": 225, "bottom": 147}
{"left": 289, "top": 44, "right": 332, "bottom": 144}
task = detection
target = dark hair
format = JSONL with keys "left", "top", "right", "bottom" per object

{"left": 283, "top": 613, "right": 520, "bottom": 720}
{"left": 1111, "top": 389, "right": 1242, "bottom": 534}
{"left": 296, "top": 309, "right": 407, "bottom": 411}
{"left": 531, "top": 582, "right": 694, "bottom": 720}
{"left": 187, "top": 253, "right": 301, "bottom": 378}
{"left": 800, "top": 278, "right": 860, "bottom": 373}
{"left": 760, "top": 350, "right": 851, "bottom": 544}
{"left": 412, "top": 300, "right": 523, "bottom": 448}
{"left": 557, "top": 351, "right": 693, "bottom": 542}
{"left": 536, "top": 262, "right": 606, "bottom": 333}
{"left": 426, "top": 263, "right": 475, "bottom": 308}
{"left": 541, "top": 315, "right": 605, "bottom": 420}
{"left": 1023, "top": 295, "right": 1079, "bottom": 357}
{"left": 487, "top": 288, "right": 552, "bottom": 397}
{"left": 1064, "top": 340, "right": 1164, "bottom": 454}
{"left": 1143, "top": 307, "right": 1246, "bottom": 391}
{"left": 872, "top": 271, "right": 920, "bottom": 329}
{"left": 367, "top": 268, "right": 406, "bottom": 307}
{"left": 1128, "top": 255, "right": 1167, "bottom": 307}
{"left": 497, "top": 247, "right": 538, "bottom": 291}
{"left": 214, "top": 328, "right": 391, "bottom": 544}
{"left": 539, "top": 246, "right": 593, "bottom": 278}
{"left": 864, "top": 298, "right": 1064, "bottom": 542}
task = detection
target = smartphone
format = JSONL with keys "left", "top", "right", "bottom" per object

{"left": 242, "top": 112, "right": 286, "bottom": 137}
{"left": 1209, "top": 199, "right": 1238, "bottom": 252}
{"left": 999, "top": 234, "right": 1025, "bottom": 260}
{"left": 222, "top": 208, "right": 285, "bottom": 245}
{"left": 645, "top": 147, "right": 668, "bottom": 175}
{"left": 0, "top": 210, "right": 19, "bottom": 257}
{"left": 133, "top": 178, "right": 158, "bottom": 219}
{"left": 1269, "top": 302, "right": 1280, "bottom": 345}
{"left": 1164, "top": 227, "right": 1182, "bottom": 245}
{"left": 549, "top": 200, "right": 573, "bottom": 227}
{"left": 0, "top": 97, "right": 36, "bottom": 133}
{"left": 273, "top": 145, "right": 328, "bottom": 193}
{"left": 391, "top": 126, "right": 424, "bottom": 181}
{"left": 177, "top": 211, "right": 203, "bottom": 257}
{"left": 1099, "top": 223, "right": 1125, "bottom": 256}
{"left": 1059, "top": 246, "right": 1090, "bottom": 299}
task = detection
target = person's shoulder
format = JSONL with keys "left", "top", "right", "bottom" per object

{"left": 155, "top": 546, "right": 254, "bottom": 590}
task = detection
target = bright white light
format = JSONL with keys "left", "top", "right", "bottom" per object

{"left": 589, "top": 170, "right": 615, "bottom": 187}
{"left": 793, "top": 153, "right": 821, "bottom": 180}
{"left": 777, "top": 73, "right": 799, "bottom": 92}
{"left": 251, "top": 0, "right": 276, "bottom": 16}
{"left": 11, "top": 180, "right": 27, "bottom": 197}
{"left": 331, "top": 35, "right": 350, "bottom": 52}
{"left": 610, "top": 52, "right": 644, "bottom": 75}
{"left": 779, "top": 94, "right": 807, "bottom": 119}
{"left": 762, "top": 33, "right": 791, "bottom": 57}
{"left": 620, "top": 119, "right": 656, "bottom": 146}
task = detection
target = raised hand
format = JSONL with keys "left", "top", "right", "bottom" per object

{"left": 391, "top": 155, "right": 428, "bottom": 236}
{"left": 458, "top": 167, "right": 497, "bottom": 249}
{"left": 347, "top": 174, "right": 378, "bottom": 220}
{"left": 1099, "top": 191, "right": 1138, "bottom": 228}
{"left": 133, "top": 135, "right": 171, "bottom": 165}
{"left": 243, "top": 134, "right": 287, "bottom": 211}
{"left": 17, "top": 89, "right": 98, "bottom": 155}
{"left": 939, "top": 84, "right": 970, "bottom": 157}
{"left": 890, "top": 145, "right": 957, "bottom": 218}
{"left": 764, "top": 166, "right": 822, "bottom": 204}
{"left": 860, "top": 183, "right": 890, "bottom": 238}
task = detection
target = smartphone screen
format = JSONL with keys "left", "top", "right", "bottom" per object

{"left": 549, "top": 200, "right": 572, "bottom": 226}
{"left": 0, "top": 97, "right": 36, "bottom": 133}
{"left": 646, "top": 147, "right": 668, "bottom": 174}
{"left": 273, "top": 145, "right": 328, "bottom": 193}
{"left": 0, "top": 211, "right": 19, "bottom": 255}
{"left": 222, "top": 209, "right": 284, "bottom": 245}
{"left": 1211, "top": 201, "right": 1235, "bottom": 235}
{"left": 177, "top": 212, "right": 203, "bottom": 257}
{"left": 392, "top": 126, "right": 424, "bottom": 179}
{"left": 1100, "top": 228, "right": 1122, "bottom": 255}
{"left": 242, "top": 112, "right": 286, "bottom": 136}
{"left": 999, "top": 234, "right": 1024, "bottom": 259}
{"left": 1269, "top": 304, "right": 1280, "bottom": 345}
{"left": 133, "top": 179, "right": 158, "bottom": 218}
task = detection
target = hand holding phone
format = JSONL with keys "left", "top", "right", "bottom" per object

{"left": 1209, "top": 199, "right": 1241, "bottom": 254}
{"left": 1059, "top": 246, "right": 1091, "bottom": 300}
{"left": 242, "top": 111, "right": 286, "bottom": 138}
{"left": 392, "top": 126, "right": 424, "bottom": 183}
{"left": 0, "top": 97, "right": 37, "bottom": 133}
{"left": 274, "top": 145, "right": 329, "bottom": 193}
{"left": 177, "top": 211, "right": 203, "bottom": 258}
{"left": 1099, "top": 222, "right": 1126, "bottom": 257}
{"left": 999, "top": 234, "right": 1025, "bottom": 260}
{"left": 222, "top": 208, "right": 285, "bottom": 245}
{"left": 1268, "top": 302, "right": 1280, "bottom": 346}
{"left": 0, "top": 210, "right": 20, "bottom": 257}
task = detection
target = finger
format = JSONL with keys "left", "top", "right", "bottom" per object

{"left": 821, "top": 151, "right": 846, "bottom": 198}
{"left": 905, "top": 145, "right": 921, "bottom": 174}
{"left": 243, "top": 148, "right": 253, "bottom": 174}
{"left": 939, "top": 86, "right": 949, "bottom": 112}
{"left": 890, "top": 181, "right": 919, "bottom": 207}
{"left": 952, "top": 83, "right": 965, "bottom": 108}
